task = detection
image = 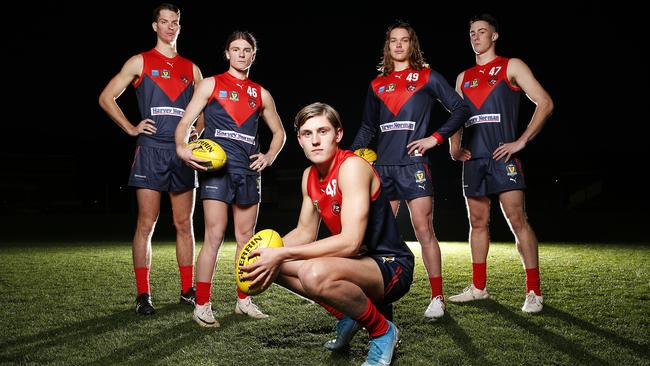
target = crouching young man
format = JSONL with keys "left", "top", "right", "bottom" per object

{"left": 242, "top": 102, "right": 414, "bottom": 365}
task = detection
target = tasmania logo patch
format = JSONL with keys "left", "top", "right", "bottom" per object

{"left": 506, "top": 163, "right": 518, "bottom": 176}
{"left": 415, "top": 170, "right": 426, "bottom": 184}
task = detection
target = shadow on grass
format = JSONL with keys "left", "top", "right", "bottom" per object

{"left": 88, "top": 308, "right": 210, "bottom": 365}
{"left": 328, "top": 346, "right": 356, "bottom": 364}
{"left": 0, "top": 304, "right": 209, "bottom": 365}
{"left": 480, "top": 300, "right": 610, "bottom": 365}
{"left": 439, "top": 314, "right": 494, "bottom": 366}
{"left": 543, "top": 304, "right": 649, "bottom": 359}
{"left": 1, "top": 309, "right": 132, "bottom": 362}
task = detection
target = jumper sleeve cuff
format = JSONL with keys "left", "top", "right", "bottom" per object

{"left": 432, "top": 132, "right": 444, "bottom": 144}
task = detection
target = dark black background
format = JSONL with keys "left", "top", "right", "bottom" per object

{"left": 2, "top": 1, "right": 646, "bottom": 243}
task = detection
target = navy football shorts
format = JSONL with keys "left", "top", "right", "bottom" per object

{"left": 128, "top": 145, "right": 197, "bottom": 192}
{"left": 199, "top": 170, "right": 261, "bottom": 205}
{"left": 375, "top": 163, "right": 433, "bottom": 201}
{"left": 370, "top": 254, "right": 414, "bottom": 305}
{"left": 462, "top": 157, "right": 527, "bottom": 197}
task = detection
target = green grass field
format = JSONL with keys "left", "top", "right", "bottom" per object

{"left": 0, "top": 241, "right": 648, "bottom": 365}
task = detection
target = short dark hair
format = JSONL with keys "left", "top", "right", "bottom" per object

{"left": 294, "top": 102, "right": 343, "bottom": 131}
{"left": 153, "top": 3, "right": 180, "bottom": 22}
{"left": 469, "top": 13, "right": 499, "bottom": 33}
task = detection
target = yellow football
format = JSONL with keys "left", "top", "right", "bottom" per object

{"left": 188, "top": 139, "right": 227, "bottom": 171}
{"left": 236, "top": 229, "right": 284, "bottom": 296}
{"left": 354, "top": 148, "right": 377, "bottom": 163}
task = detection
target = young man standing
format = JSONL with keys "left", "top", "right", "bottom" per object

{"left": 175, "top": 31, "right": 286, "bottom": 326}
{"left": 449, "top": 14, "right": 554, "bottom": 313}
{"left": 351, "top": 22, "right": 469, "bottom": 320}
{"left": 99, "top": 3, "right": 203, "bottom": 315}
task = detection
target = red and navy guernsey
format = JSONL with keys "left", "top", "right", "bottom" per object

{"left": 460, "top": 57, "right": 522, "bottom": 158}
{"left": 306, "top": 148, "right": 413, "bottom": 259}
{"left": 351, "top": 68, "right": 468, "bottom": 165}
{"left": 203, "top": 72, "right": 264, "bottom": 174}
{"left": 133, "top": 49, "right": 195, "bottom": 148}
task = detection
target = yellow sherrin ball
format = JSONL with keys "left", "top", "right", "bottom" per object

{"left": 236, "top": 229, "right": 284, "bottom": 296}
{"left": 354, "top": 148, "right": 377, "bottom": 163}
{"left": 189, "top": 139, "right": 227, "bottom": 171}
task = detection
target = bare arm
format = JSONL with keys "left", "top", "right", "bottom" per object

{"left": 280, "top": 158, "right": 373, "bottom": 260}
{"left": 450, "top": 71, "right": 471, "bottom": 161}
{"left": 282, "top": 168, "right": 322, "bottom": 247}
{"left": 240, "top": 168, "right": 320, "bottom": 289}
{"left": 249, "top": 88, "right": 286, "bottom": 172}
{"left": 493, "top": 58, "right": 554, "bottom": 162}
{"left": 190, "top": 64, "right": 205, "bottom": 140}
{"left": 98, "top": 55, "right": 157, "bottom": 137}
{"left": 174, "top": 77, "right": 215, "bottom": 171}
{"left": 242, "top": 158, "right": 375, "bottom": 283}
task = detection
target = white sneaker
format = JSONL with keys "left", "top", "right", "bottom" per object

{"left": 424, "top": 295, "right": 445, "bottom": 320}
{"left": 521, "top": 290, "right": 543, "bottom": 313}
{"left": 448, "top": 284, "right": 490, "bottom": 303}
{"left": 235, "top": 297, "right": 269, "bottom": 319}
{"left": 193, "top": 302, "right": 220, "bottom": 327}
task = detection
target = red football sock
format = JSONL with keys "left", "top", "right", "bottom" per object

{"left": 317, "top": 301, "right": 344, "bottom": 320}
{"left": 429, "top": 276, "right": 443, "bottom": 298}
{"left": 353, "top": 299, "right": 389, "bottom": 337}
{"left": 179, "top": 265, "right": 194, "bottom": 293}
{"left": 525, "top": 267, "right": 542, "bottom": 296}
{"left": 472, "top": 262, "right": 487, "bottom": 290}
{"left": 196, "top": 281, "right": 211, "bottom": 305}
{"left": 134, "top": 267, "right": 150, "bottom": 295}
{"left": 236, "top": 287, "right": 249, "bottom": 299}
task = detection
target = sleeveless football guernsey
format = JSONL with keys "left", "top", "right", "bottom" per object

{"left": 133, "top": 49, "right": 195, "bottom": 148}
{"left": 460, "top": 56, "right": 522, "bottom": 158}
{"left": 306, "top": 149, "right": 413, "bottom": 259}
{"left": 202, "top": 72, "right": 263, "bottom": 174}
